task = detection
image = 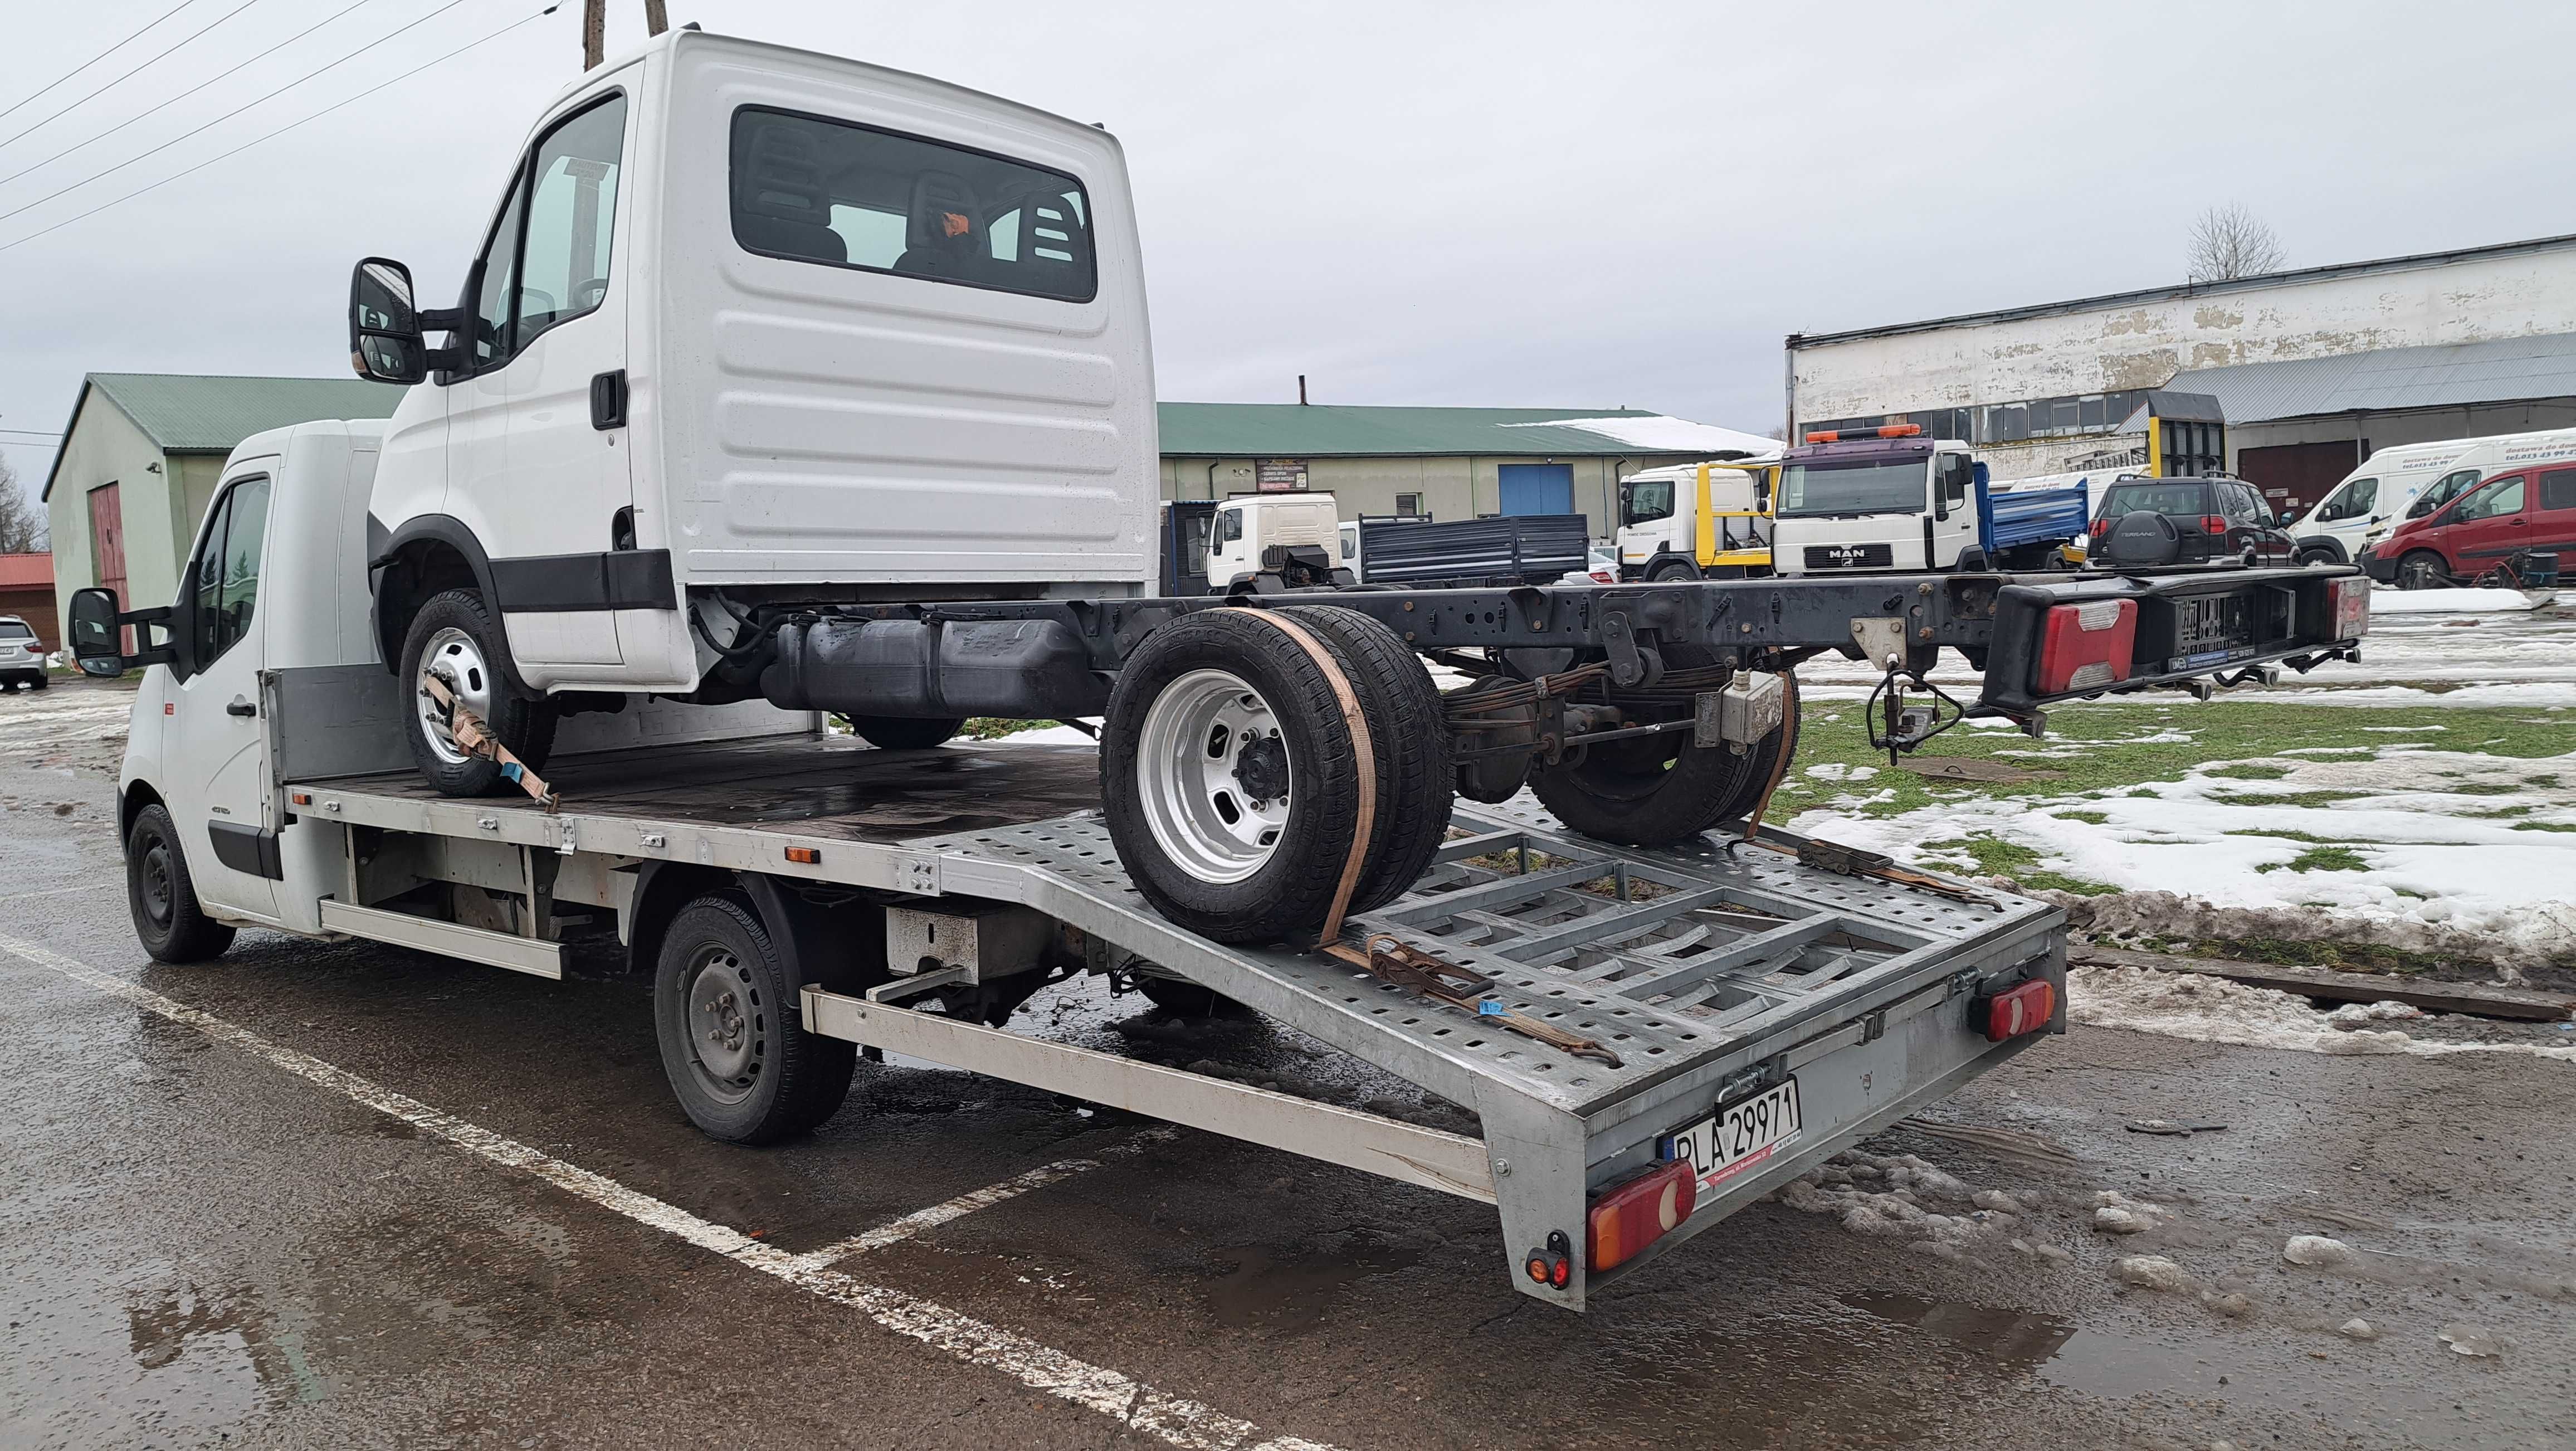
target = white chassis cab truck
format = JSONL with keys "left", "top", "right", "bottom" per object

{"left": 70, "top": 30, "right": 2373, "bottom": 1309}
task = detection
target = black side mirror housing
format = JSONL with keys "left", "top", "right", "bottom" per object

{"left": 348, "top": 257, "right": 445, "bottom": 384}
{"left": 68, "top": 586, "right": 128, "bottom": 678}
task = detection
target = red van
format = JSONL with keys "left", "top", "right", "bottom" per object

{"left": 2365, "top": 465, "right": 2576, "bottom": 588}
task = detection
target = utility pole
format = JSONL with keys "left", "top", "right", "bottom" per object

{"left": 583, "top": 0, "right": 604, "bottom": 69}
{"left": 645, "top": 0, "right": 667, "bottom": 35}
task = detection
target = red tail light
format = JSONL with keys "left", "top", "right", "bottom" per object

{"left": 1587, "top": 1158, "right": 1697, "bottom": 1273}
{"left": 1978, "top": 978, "right": 2056, "bottom": 1041}
{"left": 2036, "top": 598, "right": 2137, "bottom": 695}
{"left": 2088, "top": 518, "right": 2108, "bottom": 539}
{"left": 2328, "top": 574, "right": 2372, "bottom": 638}
{"left": 2201, "top": 514, "right": 2228, "bottom": 536}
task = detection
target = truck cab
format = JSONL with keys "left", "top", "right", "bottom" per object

{"left": 1199, "top": 493, "right": 1350, "bottom": 590}
{"left": 1770, "top": 427, "right": 2083, "bottom": 574}
{"left": 1613, "top": 461, "right": 1775, "bottom": 581}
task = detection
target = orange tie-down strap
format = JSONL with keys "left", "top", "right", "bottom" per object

{"left": 1217, "top": 608, "right": 1621, "bottom": 1070}
{"left": 421, "top": 673, "right": 559, "bottom": 812}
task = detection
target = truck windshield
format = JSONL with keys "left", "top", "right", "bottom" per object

{"left": 1775, "top": 459, "right": 1926, "bottom": 517}
{"left": 1621, "top": 479, "right": 1674, "bottom": 525}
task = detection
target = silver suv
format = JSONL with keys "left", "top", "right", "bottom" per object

{"left": 0, "top": 615, "right": 48, "bottom": 690}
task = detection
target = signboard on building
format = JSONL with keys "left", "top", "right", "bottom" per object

{"left": 1255, "top": 459, "right": 1309, "bottom": 493}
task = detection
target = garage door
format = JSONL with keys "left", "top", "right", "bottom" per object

{"left": 1496, "top": 464, "right": 1573, "bottom": 516}
{"left": 2236, "top": 441, "right": 2358, "bottom": 515}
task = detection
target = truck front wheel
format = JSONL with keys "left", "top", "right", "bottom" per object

{"left": 126, "top": 803, "right": 235, "bottom": 963}
{"left": 653, "top": 893, "right": 856, "bottom": 1144}
{"left": 399, "top": 589, "right": 557, "bottom": 797}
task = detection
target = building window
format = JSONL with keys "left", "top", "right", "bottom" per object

{"left": 1394, "top": 493, "right": 1422, "bottom": 517}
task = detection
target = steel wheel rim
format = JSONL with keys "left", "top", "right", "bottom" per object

{"left": 138, "top": 838, "right": 174, "bottom": 927}
{"left": 416, "top": 626, "right": 494, "bottom": 767}
{"left": 1136, "top": 668, "right": 1292, "bottom": 885}
{"left": 684, "top": 946, "right": 762, "bottom": 1103}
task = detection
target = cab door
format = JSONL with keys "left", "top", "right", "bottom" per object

{"left": 2533, "top": 467, "right": 2576, "bottom": 562}
{"left": 2438, "top": 473, "right": 2530, "bottom": 575}
{"left": 164, "top": 470, "right": 279, "bottom": 920}
{"left": 449, "top": 86, "right": 637, "bottom": 673}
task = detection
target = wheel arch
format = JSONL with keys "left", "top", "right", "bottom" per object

{"left": 119, "top": 777, "right": 167, "bottom": 844}
{"left": 371, "top": 514, "right": 519, "bottom": 685}
{"left": 2294, "top": 534, "right": 2350, "bottom": 563}
{"left": 626, "top": 862, "right": 885, "bottom": 995}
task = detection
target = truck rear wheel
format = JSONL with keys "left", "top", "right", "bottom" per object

{"left": 1531, "top": 660, "right": 1798, "bottom": 847}
{"left": 1102, "top": 610, "right": 1369, "bottom": 944}
{"left": 1279, "top": 605, "right": 1452, "bottom": 914}
{"left": 400, "top": 588, "right": 557, "bottom": 797}
{"left": 847, "top": 715, "right": 966, "bottom": 750}
{"left": 126, "top": 803, "right": 235, "bottom": 964}
{"left": 653, "top": 893, "right": 856, "bottom": 1144}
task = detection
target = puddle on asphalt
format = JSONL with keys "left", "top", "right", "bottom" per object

{"left": 1207, "top": 1243, "right": 1425, "bottom": 1337}
{"left": 1840, "top": 1289, "right": 2211, "bottom": 1397}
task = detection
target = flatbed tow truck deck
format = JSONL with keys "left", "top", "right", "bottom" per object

{"left": 291, "top": 732, "right": 2062, "bottom": 1309}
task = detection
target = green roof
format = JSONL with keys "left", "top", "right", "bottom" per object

{"left": 1158, "top": 403, "right": 1711, "bottom": 457}
{"left": 46, "top": 372, "right": 408, "bottom": 499}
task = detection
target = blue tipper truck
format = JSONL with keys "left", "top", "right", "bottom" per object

{"left": 1769, "top": 426, "right": 2087, "bottom": 574}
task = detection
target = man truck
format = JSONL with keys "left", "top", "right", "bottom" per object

{"left": 1770, "top": 426, "right": 2088, "bottom": 575}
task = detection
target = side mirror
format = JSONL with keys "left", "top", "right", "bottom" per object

{"left": 349, "top": 257, "right": 427, "bottom": 384}
{"left": 67, "top": 586, "right": 127, "bottom": 678}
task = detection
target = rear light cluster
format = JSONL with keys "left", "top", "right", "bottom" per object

{"left": 1587, "top": 1158, "right": 1698, "bottom": 1273}
{"left": 2087, "top": 518, "right": 2109, "bottom": 539}
{"left": 1977, "top": 978, "right": 2057, "bottom": 1041}
{"left": 2201, "top": 514, "right": 2229, "bottom": 537}
{"left": 2036, "top": 598, "right": 2138, "bottom": 695}
{"left": 2328, "top": 574, "right": 2373, "bottom": 639}
{"left": 1524, "top": 1230, "right": 1575, "bottom": 1289}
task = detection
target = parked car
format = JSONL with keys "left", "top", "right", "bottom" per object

{"left": 2087, "top": 475, "right": 2293, "bottom": 568}
{"left": 2363, "top": 463, "right": 2576, "bottom": 588}
{"left": 0, "top": 615, "right": 47, "bottom": 690}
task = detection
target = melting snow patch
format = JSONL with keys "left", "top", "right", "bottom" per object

{"left": 2368, "top": 587, "right": 2557, "bottom": 615}
{"left": 2282, "top": 1234, "right": 2355, "bottom": 1267}
{"left": 2326, "top": 1000, "right": 2423, "bottom": 1025}
{"left": 2068, "top": 967, "right": 2576, "bottom": 1062}
{"left": 1774, "top": 1151, "right": 1993, "bottom": 1245}
{"left": 2438, "top": 1324, "right": 2503, "bottom": 1357}
{"left": 2114, "top": 1255, "right": 2193, "bottom": 1291}
{"left": 1803, "top": 762, "right": 1880, "bottom": 782}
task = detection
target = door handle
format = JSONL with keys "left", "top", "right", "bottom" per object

{"left": 226, "top": 697, "right": 256, "bottom": 717}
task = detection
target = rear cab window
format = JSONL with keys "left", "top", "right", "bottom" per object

{"left": 729, "top": 106, "right": 1096, "bottom": 303}
{"left": 2097, "top": 481, "right": 2209, "bottom": 521}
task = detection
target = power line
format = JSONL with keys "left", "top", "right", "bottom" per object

{"left": 0, "top": 0, "right": 266, "bottom": 153}
{"left": 0, "top": 3, "right": 559, "bottom": 256}
{"left": 0, "top": 0, "right": 474, "bottom": 228}
{"left": 0, "top": 0, "right": 379, "bottom": 191}
{"left": 0, "top": 0, "right": 198, "bottom": 126}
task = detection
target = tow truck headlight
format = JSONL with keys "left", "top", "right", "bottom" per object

{"left": 1587, "top": 1157, "right": 1697, "bottom": 1273}
{"left": 2036, "top": 598, "right": 2136, "bottom": 695}
{"left": 2328, "top": 575, "right": 2372, "bottom": 639}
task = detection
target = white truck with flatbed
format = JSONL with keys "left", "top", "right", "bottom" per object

{"left": 66, "top": 28, "right": 2374, "bottom": 1311}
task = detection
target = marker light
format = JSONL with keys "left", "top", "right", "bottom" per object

{"left": 2036, "top": 598, "right": 2136, "bottom": 696}
{"left": 1587, "top": 1158, "right": 1698, "bottom": 1273}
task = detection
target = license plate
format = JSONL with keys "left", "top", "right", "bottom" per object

{"left": 1661, "top": 1078, "right": 1802, "bottom": 1192}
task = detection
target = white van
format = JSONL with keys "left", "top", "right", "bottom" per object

{"left": 2292, "top": 427, "right": 2576, "bottom": 564}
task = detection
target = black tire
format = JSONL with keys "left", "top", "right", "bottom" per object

{"left": 30, "top": 673, "right": 47, "bottom": 690}
{"left": 125, "top": 803, "right": 235, "bottom": 964}
{"left": 1531, "top": 651, "right": 1793, "bottom": 847}
{"left": 846, "top": 715, "right": 967, "bottom": 750}
{"left": 1646, "top": 558, "right": 1701, "bottom": 582}
{"left": 398, "top": 588, "right": 557, "bottom": 797}
{"left": 653, "top": 894, "right": 856, "bottom": 1144}
{"left": 2397, "top": 551, "right": 2451, "bottom": 591}
{"left": 2297, "top": 547, "right": 2340, "bottom": 567}
{"left": 1134, "top": 976, "right": 1256, "bottom": 1019}
{"left": 1102, "top": 610, "right": 1366, "bottom": 945}
{"left": 1280, "top": 605, "right": 1452, "bottom": 913}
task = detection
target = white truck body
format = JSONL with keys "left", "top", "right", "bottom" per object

{"left": 1613, "top": 462, "right": 1771, "bottom": 576}
{"left": 1201, "top": 493, "right": 1344, "bottom": 588}
{"left": 368, "top": 30, "right": 1157, "bottom": 695}
{"left": 2297, "top": 427, "right": 2576, "bottom": 565}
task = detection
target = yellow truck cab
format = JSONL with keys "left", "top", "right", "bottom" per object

{"left": 1613, "top": 459, "right": 1778, "bottom": 581}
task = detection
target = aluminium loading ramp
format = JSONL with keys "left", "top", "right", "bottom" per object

{"left": 294, "top": 736, "right": 2065, "bottom": 1308}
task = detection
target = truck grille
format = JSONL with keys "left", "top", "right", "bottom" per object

{"left": 1802, "top": 543, "right": 1894, "bottom": 569}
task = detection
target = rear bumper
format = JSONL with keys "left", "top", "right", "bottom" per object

{"left": 2360, "top": 548, "right": 2399, "bottom": 584}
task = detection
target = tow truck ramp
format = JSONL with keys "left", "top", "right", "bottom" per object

{"left": 295, "top": 738, "right": 2063, "bottom": 1309}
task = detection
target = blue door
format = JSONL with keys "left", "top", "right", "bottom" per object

{"left": 1496, "top": 463, "right": 1574, "bottom": 516}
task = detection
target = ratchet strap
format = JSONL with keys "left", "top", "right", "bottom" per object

{"left": 1221, "top": 608, "right": 1375, "bottom": 947}
{"left": 421, "top": 673, "right": 558, "bottom": 812}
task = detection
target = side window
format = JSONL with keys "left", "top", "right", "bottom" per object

{"left": 2316, "top": 479, "right": 2375, "bottom": 522}
{"left": 186, "top": 478, "right": 269, "bottom": 668}
{"left": 1219, "top": 509, "right": 1243, "bottom": 543}
{"left": 471, "top": 167, "right": 526, "bottom": 368}
{"left": 515, "top": 94, "right": 628, "bottom": 350}
{"left": 2539, "top": 469, "right": 2576, "bottom": 512}
{"left": 2453, "top": 476, "right": 2526, "bottom": 523}
{"left": 729, "top": 106, "right": 1097, "bottom": 304}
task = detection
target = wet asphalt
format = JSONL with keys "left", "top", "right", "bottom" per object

{"left": 3, "top": 679, "right": 2572, "bottom": 1450}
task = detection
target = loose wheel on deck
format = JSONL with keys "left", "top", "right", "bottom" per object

{"left": 1530, "top": 655, "right": 1799, "bottom": 847}
{"left": 1102, "top": 610, "right": 1387, "bottom": 945}
{"left": 1277, "top": 605, "right": 1452, "bottom": 915}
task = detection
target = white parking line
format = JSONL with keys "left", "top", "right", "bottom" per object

{"left": 791, "top": 1125, "right": 1182, "bottom": 1270}
{"left": 0, "top": 885, "right": 90, "bottom": 903}
{"left": 0, "top": 934, "right": 1345, "bottom": 1451}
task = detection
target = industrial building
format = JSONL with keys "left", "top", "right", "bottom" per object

{"left": 1786, "top": 233, "right": 2576, "bottom": 512}
{"left": 1157, "top": 403, "right": 1776, "bottom": 537}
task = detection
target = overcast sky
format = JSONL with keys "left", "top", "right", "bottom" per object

{"left": 7, "top": 0, "right": 2575, "bottom": 515}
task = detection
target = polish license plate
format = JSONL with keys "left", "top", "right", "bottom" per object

{"left": 1661, "top": 1078, "right": 1802, "bottom": 1192}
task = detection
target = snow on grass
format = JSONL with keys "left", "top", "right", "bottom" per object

{"left": 2069, "top": 967, "right": 2576, "bottom": 1062}
{"left": 2367, "top": 587, "right": 2559, "bottom": 615}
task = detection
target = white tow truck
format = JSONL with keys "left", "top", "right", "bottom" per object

{"left": 67, "top": 28, "right": 2372, "bottom": 1310}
